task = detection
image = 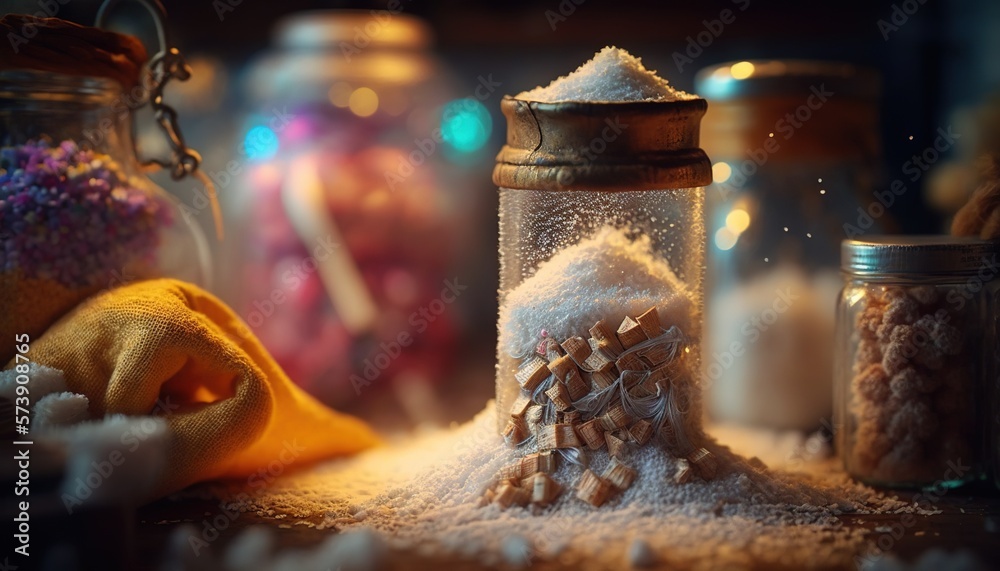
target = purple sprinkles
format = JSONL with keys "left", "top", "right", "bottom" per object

{"left": 0, "top": 139, "right": 169, "bottom": 288}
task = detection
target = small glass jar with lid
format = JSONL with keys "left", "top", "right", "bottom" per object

{"left": 0, "top": 12, "right": 211, "bottom": 364}
{"left": 835, "top": 236, "right": 996, "bottom": 488}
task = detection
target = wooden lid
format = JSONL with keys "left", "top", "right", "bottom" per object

{"left": 493, "top": 96, "right": 712, "bottom": 192}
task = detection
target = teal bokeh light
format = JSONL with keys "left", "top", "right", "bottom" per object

{"left": 440, "top": 98, "right": 491, "bottom": 156}
{"left": 244, "top": 125, "right": 280, "bottom": 161}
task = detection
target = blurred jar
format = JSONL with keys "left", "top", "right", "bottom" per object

{"left": 695, "top": 60, "right": 883, "bottom": 430}
{"left": 835, "top": 237, "right": 993, "bottom": 488}
{"left": 229, "top": 11, "right": 482, "bottom": 412}
{"left": 0, "top": 70, "right": 211, "bottom": 362}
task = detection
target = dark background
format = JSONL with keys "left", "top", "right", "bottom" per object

{"left": 5, "top": 0, "right": 999, "bottom": 233}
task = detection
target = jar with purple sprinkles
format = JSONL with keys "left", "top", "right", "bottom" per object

{"left": 0, "top": 69, "right": 210, "bottom": 360}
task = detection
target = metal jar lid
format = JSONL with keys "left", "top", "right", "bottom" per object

{"left": 492, "top": 96, "right": 712, "bottom": 192}
{"left": 841, "top": 236, "right": 1000, "bottom": 276}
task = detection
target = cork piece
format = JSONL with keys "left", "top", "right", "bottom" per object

{"left": 537, "top": 337, "right": 562, "bottom": 361}
{"left": 636, "top": 306, "right": 662, "bottom": 338}
{"left": 502, "top": 417, "right": 526, "bottom": 447}
{"left": 547, "top": 354, "right": 579, "bottom": 382}
{"left": 583, "top": 340, "right": 615, "bottom": 372}
{"left": 601, "top": 457, "right": 637, "bottom": 490}
{"left": 498, "top": 462, "right": 523, "bottom": 482}
{"left": 509, "top": 392, "right": 533, "bottom": 418}
{"left": 545, "top": 381, "right": 573, "bottom": 411}
{"left": 600, "top": 402, "right": 632, "bottom": 432}
{"left": 627, "top": 419, "right": 654, "bottom": 446}
{"left": 564, "top": 368, "right": 590, "bottom": 401}
{"left": 520, "top": 451, "right": 557, "bottom": 477}
{"left": 494, "top": 481, "right": 531, "bottom": 509}
{"left": 516, "top": 356, "right": 550, "bottom": 391}
{"left": 591, "top": 367, "right": 619, "bottom": 389}
{"left": 673, "top": 458, "right": 694, "bottom": 484}
{"left": 606, "top": 431, "right": 628, "bottom": 458}
{"left": 478, "top": 487, "right": 496, "bottom": 507}
{"left": 689, "top": 448, "right": 719, "bottom": 480}
{"left": 537, "top": 423, "right": 582, "bottom": 450}
{"left": 576, "top": 418, "right": 606, "bottom": 450}
{"left": 529, "top": 472, "right": 562, "bottom": 506}
{"left": 576, "top": 469, "right": 614, "bottom": 507}
{"left": 617, "top": 316, "right": 648, "bottom": 350}
{"left": 561, "top": 336, "right": 592, "bottom": 365}
{"left": 590, "top": 320, "right": 624, "bottom": 356}
{"left": 616, "top": 352, "right": 648, "bottom": 373}
{"left": 558, "top": 410, "right": 581, "bottom": 424}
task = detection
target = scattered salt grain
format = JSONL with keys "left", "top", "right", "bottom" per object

{"left": 516, "top": 46, "right": 695, "bottom": 103}
{"left": 32, "top": 392, "right": 90, "bottom": 430}
{"left": 206, "top": 405, "right": 923, "bottom": 570}
{"left": 501, "top": 534, "right": 534, "bottom": 568}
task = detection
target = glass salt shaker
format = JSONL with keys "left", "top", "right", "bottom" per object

{"left": 493, "top": 91, "right": 712, "bottom": 448}
{"left": 835, "top": 236, "right": 996, "bottom": 488}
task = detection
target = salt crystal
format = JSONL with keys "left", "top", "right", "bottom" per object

{"left": 499, "top": 226, "right": 693, "bottom": 360}
{"left": 516, "top": 46, "right": 695, "bottom": 103}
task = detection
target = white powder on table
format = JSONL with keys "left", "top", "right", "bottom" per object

{"left": 498, "top": 226, "right": 694, "bottom": 359}
{"left": 204, "top": 405, "right": 926, "bottom": 570}
{"left": 516, "top": 46, "right": 695, "bottom": 103}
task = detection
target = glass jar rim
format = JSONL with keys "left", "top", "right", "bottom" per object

{"left": 0, "top": 69, "right": 121, "bottom": 104}
{"left": 841, "top": 235, "right": 1000, "bottom": 276}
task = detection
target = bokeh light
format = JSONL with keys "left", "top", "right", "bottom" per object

{"left": 714, "top": 227, "right": 738, "bottom": 251}
{"left": 244, "top": 125, "right": 279, "bottom": 161}
{"left": 349, "top": 87, "right": 379, "bottom": 117}
{"left": 725, "top": 208, "right": 751, "bottom": 234}
{"left": 712, "top": 161, "right": 732, "bottom": 183}
{"left": 441, "top": 98, "right": 492, "bottom": 155}
{"left": 730, "top": 61, "right": 755, "bottom": 80}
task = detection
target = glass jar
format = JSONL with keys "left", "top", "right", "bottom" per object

{"left": 0, "top": 70, "right": 210, "bottom": 363}
{"left": 835, "top": 236, "right": 995, "bottom": 488}
{"left": 230, "top": 11, "right": 478, "bottom": 409}
{"left": 493, "top": 97, "right": 711, "bottom": 441}
{"left": 695, "top": 60, "right": 883, "bottom": 430}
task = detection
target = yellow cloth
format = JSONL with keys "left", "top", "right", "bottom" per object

{"left": 5, "top": 278, "right": 380, "bottom": 497}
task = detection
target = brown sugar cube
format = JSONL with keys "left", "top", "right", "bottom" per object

{"left": 583, "top": 340, "right": 615, "bottom": 372}
{"left": 627, "top": 419, "right": 654, "bottom": 446}
{"left": 575, "top": 469, "right": 613, "bottom": 507}
{"left": 528, "top": 472, "right": 562, "bottom": 506}
{"left": 478, "top": 487, "right": 497, "bottom": 507}
{"left": 601, "top": 457, "right": 637, "bottom": 490}
{"left": 564, "top": 368, "right": 590, "bottom": 401}
{"left": 689, "top": 448, "right": 720, "bottom": 480}
{"left": 502, "top": 417, "right": 526, "bottom": 447}
{"left": 606, "top": 431, "right": 628, "bottom": 459}
{"left": 545, "top": 382, "right": 573, "bottom": 411}
{"left": 498, "top": 462, "right": 523, "bottom": 482}
{"left": 616, "top": 352, "right": 648, "bottom": 373}
{"left": 547, "top": 354, "right": 578, "bottom": 382}
{"left": 537, "top": 337, "right": 563, "bottom": 360}
{"left": 575, "top": 418, "right": 606, "bottom": 450}
{"left": 600, "top": 402, "right": 632, "bottom": 432}
{"left": 561, "top": 336, "right": 592, "bottom": 365}
{"left": 590, "top": 320, "right": 624, "bottom": 356}
{"left": 559, "top": 410, "right": 581, "bottom": 424}
{"left": 519, "top": 452, "right": 556, "bottom": 477}
{"left": 537, "top": 423, "right": 582, "bottom": 450}
{"left": 493, "top": 481, "right": 522, "bottom": 508}
{"left": 509, "top": 392, "right": 533, "bottom": 418}
{"left": 516, "top": 357, "right": 550, "bottom": 391}
{"left": 591, "top": 366, "right": 619, "bottom": 389}
{"left": 673, "top": 458, "right": 694, "bottom": 484}
{"left": 617, "top": 316, "right": 648, "bottom": 350}
{"left": 636, "top": 307, "right": 662, "bottom": 338}
{"left": 638, "top": 340, "right": 674, "bottom": 366}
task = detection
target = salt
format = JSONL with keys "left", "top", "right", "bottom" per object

{"left": 205, "top": 405, "right": 928, "bottom": 570}
{"left": 516, "top": 46, "right": 695, "bottom": 103}
{"left": 498, "top": 226, "right": 693, "bottom": 359}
